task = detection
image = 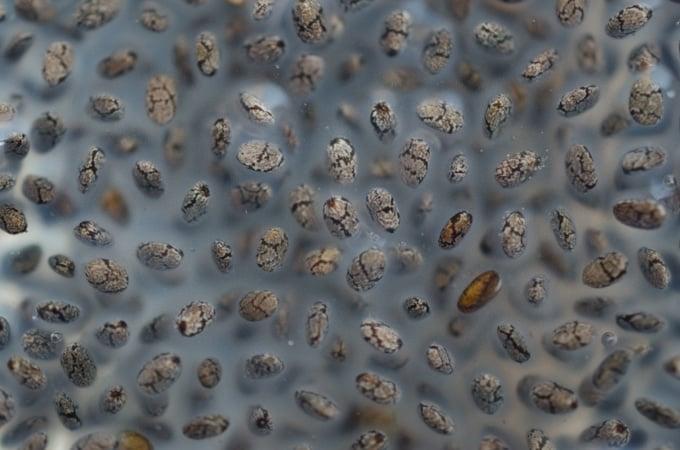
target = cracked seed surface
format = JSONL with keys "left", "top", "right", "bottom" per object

{"left": 181, "top": 181, "right": 210, "bottom": 222}
{"left": 289, "top": 53, "right": 324, "bottom": 94}
{"left": 606, "top": 5, "right": 652, "bottom": 38}
{"left": 304, "top": 246, "right": 341, "bottom": 276}
{"left": 145, "top": 74, "right": 177, "bottom": 125}
{"left": 419, "top": 401, "right": 454, "bottom": 434}
{"left": 101, "top": 385, "right": 126, "bottom": 414}
{"left": 89, "top": 94, "right": 124, "bottom": 121}
{"left": 36, "top": 300, "right": 79, "bottom": 323}
{"left": 245, "top": 353, "right": 284, "bottom": 378}
{"left": 500, "top": 210, "right": 526, "bottom": 258}
{"left": 347, "top": 249, "right": 386, "bottom": 291}
{"left": 292, "top": 0, "right": 327, "bottom": 44}
{"left": 613, "top": 198, "right": 666, "bottom": 229}
{"left": 474, "top": 21, "right": 514, "bottom": 54}
{"left": 355, "top": 371, "right": 400, "bottom": 404}
{"left": 182, "top": 414, "right": 229, "bottom": 439}
{"left": 175, "top": 301, "right": 215, "bottom": 337}
{"left": 136, "top": 242, "right": 183, "bottom": 270}
{"left": 22, "top": 175, "right": 55, "bottom": 204}
{"left": 552, "top": 321, "right": 593, "bottom": 350}
{"left": 422, "top": 28, "right": 452, "bottom": 74}
{"left": 60, "top": 343, "right": 97, "bottom": 387}
{"left": 351, "top": 430, "right": 386, "bottom": 450}
{"left": 495, "top": 150, "right": 542, "bottom": 188}
{"left": 592, "top": 349, "right": 632, "bottom": 391}
{"left": 73, "top": 220, "right": 112, "bottom": 246}
{"left": 530, "top": 381, "right": 578, "bottom": 414}
{"left": 558, "top": 85, "right": 599, "bottom": 116}
{"left": 438, "top": 211, "right": 472, "bottom": 249}
{"left": 42, "top": 41, "right": 73, "bottom": 87}
{"left": 484, "top": 94, "right": 512, "bottom": 138}
{"left": 95, "top": 320, "right": 128, "bottom": 348}
{"left": 447, "top": 153, "right": 468, "bottom": 183}
{"left": 289, "top": 184, "right": 319, "bottom": 231}
{"left": 621, "top": 146, "right": 666, "bottom": 173}
{"left": 638, "top": 247, "right": 670, "bottom": 289}
{"left": 471, "top": 373, "right": 504, "bottom": 414}
{"left": 581, "top": 419, "right": 631, "bottom": 447}
{"left": 231, "top": 181, "right": 271, "bottom": 210}
{"left": 616, "top": 311, "right": 664, "bottom": 333}
{"left": 582, "top": 252, "right": 628, "bottom": 288}
{"left": 84, "top": 258, "right": 129, "bottom": 293}
{"left": 244, "top": 35, "right": 286, "bottom": 63}
{"left": 380, "top": 10, "right": 410, "bottom": 56}
{"left": 416, "top": 100, "right": 463, "bottom": 134}
{"left": 306, "top": 301, "right": 329, "bottom": 347}
{"left": 360, "top": 319, "right": 402, "bottom": 353}
{"left": 323, "top": 196, "right": 359, "bottom": 238}
{"left": 240, "top": 92, "right": 274, "bottom": 125}
{"left": 549, "top": 208, "right": 576, "bottom": 251}
{"left": 366, "top": 187, "right": 399, "bottom": 233}
{"left": 426, "top": 343, "right": 454, "bottom": 374}
{"left": 97, "top": 48, "right": 137, "bottom": 78}
{"left": 399, "top": 138, "right": 430, "bottom": 187}
{"left": 0, "top": 203, "right": 27, "bottom": 234}
{"left": 522, "top": 48, "right": 558, "bottom": 81}
{"left": 496, "top": 323, "right": 530, "bottom": 363}
{"left": 565, "top": 144, "right": 597, "bottom": 193}
{"left": 137, "top": 352, "right": 182, "bottom": 394}
{"left": 237, "top": 140, "right": 283, "bottom": 172}
{"left": 629, "top": 77, "right": 663, "bottom": 126}
{"left": 54, "top": 391, "right": 81, "bottom": 430}
{"left": 77, "top": 146, "right": 104, "bottom": 193}
{"left": 370, "top": 101, "right": 397, "bottom": 142}
{"left": 239, "top": 290, "right": 279, "bottom": 321}
{"left": 132, "top": 160, "right": 164, "bottom": 197}
{"left": 255, "top": 227, "right": 288, "bottom": 272}
{"left": 195, "top": 31, "right": 219, "bottom": 76}
{"left": 75, "top": 0, "right": 121, "bottom": 29}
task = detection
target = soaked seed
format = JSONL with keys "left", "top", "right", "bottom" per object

{"left": 249, "top": 405, "right": 273, "bottom": 434}
{"left": 565, "top": 144, "right": 597, "bottom": 193}
{"left": 181, "top": 181, "right": 210, "bottom": 223}
{"left": 581, "top": 419, "right": 631, "bottom": 447}
{"left": 403, "top": 296, "right": 430, "bottom": 319}
{"left": 474, "top": 21, "right": 514, "bottom": 54}
{"left": 347, "top": 249, "right": 386, "bottom": 291}
{"left": 89, "top": 94, "right": 124, "bottom": 121}
{"left": 73, "top": 220, "right": 112, "bottom": 246}
{"left": 629, "top": 77, "right": 663, "bottom": 126}
{"left": 360, "top": 319, "right": 402, "bottom": 353}
{"left": 612, "top": 198, "right": 666, "bottom": 229}
{"left": 239, "top": 290, "right": 278, "bottom": 321}
{"left": 638, "top": 247, "right": 670, "bottom": 289}
{"left": 292, "top": 0, "right": 327, "bottom": 44}
{"left": 558, "top": 85, "right": 599, "bottom": 116}
{"left": 326, "top": 137, "right": 356, "bottom": 184}
{"left": 195, "top": 31, "right": 219, "bottom": 76}
{"left": 182, "top": 414, "right": 229, "bottom": 439}
{"left": 366, "top": 187, "right": 399, "bottom": 233}
{"left": 496, "top": 323, "right": 530, "bottom": 363}
{"left": 132, "top": 160, "right": 164, "bottom": 197}
{"left": 323, "top": 196, "right": 359, "bottom": 238}
{"left": 530, "top": 381, "right": 578, "bottom": 414}
{"left": 255, "top": 227, "right": 288, "bottom": 272}
{"left": 351, "top": 430, "right": 386, "bottom": 450}
{"left": 21, "top": 328, "right": 61, "bottom": 359}
{"left": 471, "top": 373, "right": 503, "bottom": 414}
{"left": 176, "top": 301, "right": 215, "bottom": 337}
{"left": 380, "top": 10, "right": 410, "bottom": 56}
{"left": 0, "top": 388, "right": 15, "bottom": 428}
{"left": 237, "top": 140, "right": 283, "bottom": 172}
{"left": 244, "top": 35, "right": 286, "bottom": 63}
{"left": 419, "top": 401, "right": 454, "bottom": 434}
{"left": 399, "top": 138, "right": 430, "bottom": 187}
{"left": 438, "top": 211, "right": 473, "bottom": 249}
{"left": 552, "top": 321, "right": 593, "bottom": 350}
{"left": 101, "top": 385, "right": 126, "bottom": 414}
{"left": 84, "top": 258, "right": 129, "bottom": 293}
{"left": 245, "top": 353, "right": 284, "bottom": 378}
{"left": 304, "top": 246, "right": 341, "bottom": 276}
{"left": 290, "top": 53, "right": 325, "bottom": 94}
{"left": 289, "top": 185, "right": 319, "bottom": 230}
{"left": 522, "top": 48, "right": 558, "bottom": 81}
{"left": 0, "top": 203, "right": 27, "bottom": 234}
{"left": 635, "top": 398, "right": 680, "bottom": 429}
{"left": 197, "top": 357, "right": 221, "bottom": 388}
{"left": 628, "top": 43, "right": 660, "bottom": 72}
{"left": 306, "top": 301, "right": 329, "bottom": 347}
{"left": 77, "top": 147, "right": 105, "bottom": 193}
{"left": 3, "top": 132, "right": 30, "bottom": 158}
{"left": 556, "top": 0, "right": 585, "bottom": 27}
{"left": 36, "top": 300, "right": 79, "bottom": 323}
{"left": 95, "top": 320, "right": 128, "bottom": 348}
{"left": 295, "top": 390, "right": 338, "bottom": 420}
{"left": 447, "top": 154, "right": 469, "bottom": 183}
{"left": 422, "top": 28, "right": 452, "bottom": 74}
{"left": 416, "top": 100, "right": 463, "bottom": 134}
{"left": 145, "top": 74, "right": 177, "bottom": 125}
{"left": 495, "top": 150, "right": 542, "bottom": 188}
{"left": 60, "top": 343, "right": 96, "bottom": 387}
{"left": 22, "top": 175, "right": 55, "bottom": 204}
{"left": 426, "top": 343, "right": 453, "bottom": 374}
{"left": 592, "top": 349, "right": 632, "bottom": 391}
{"left": 355, "top": 372, "right": 400, "bottom": 404}
{"left": 621, "top": 146, "right": 666, "bottom": 173}
{"left": 606, "top": 5, "right": 652, "bottom": 38}
{"left": 500, "top": 210, "right": 526, "bottom": 258}
{"left": 458, "top": 270, "right": 501, "bottom": 313}
{"left": 370, "top": 101, "right": 397, "bottom": 142}
{"left": 54, "top": 391, "right": 81, "bottom": 430}
{"left": 137, "top": 353, "right": 182, "bottom": 394}
{"left": 98, "top": 48, "right": 137, "bottom": 78}
{"left": 75, "top": 0, "right": 121, "bottom": 29}
{"left": 484, "top": 94, "right": 512, "bottom": 138}
{"left": 582, "top": 252, "right": 627, "bottom": 288}
{"left": 42, "top": 41, "right": 73, "bottom": 87}
{"left": 616, "top": 311, "right": 664, "bottom": 333}
{"left": 7, "top": 356, "right": 46, "bottom": 390}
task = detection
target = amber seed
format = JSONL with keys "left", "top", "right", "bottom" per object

{"left": 457, "top": 270, "right": 501, "bottom": 313}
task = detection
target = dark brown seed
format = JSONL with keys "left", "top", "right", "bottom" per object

{"left": 438, "top": 211, "right": 473, "bottom": 249}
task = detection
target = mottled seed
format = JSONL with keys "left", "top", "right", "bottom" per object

{"left": 101, "top": 385, "right": 126, "bottom": 414}
{"left": 42, "top": 42, "right": 73, "bottom": 87}
{"left": 181, "top": 181, "right": 210, "bottom": 223}
{"left": 132, "top": 160, "right": 164, "bottom": 197}
{"left": 240, "top": 92, "right": 274, "bottom": 125}
{"left": 0, "top": 203, "right": 27, "bottom": 234}
{"left": 304, "top": 247, "right": 341, "bottom": 276}
{"left": 31, "top": 112, "right": 65, "bottom": 151}
{"left": 471, "top": 373, "right": 503, "bottom": 414}
{"left": 527, "top": 429, "right": 556, "bottom": 450}
{"left": 249, "top": 405, "right": 273, "bottom": 435}
{"left": 22, "top": 175, "right": 55, "bottom": 204}
{"left": 88, "top": 94, "right": 124, "bottom": 121}
{"left": 195, "top": 31, "right": 219, "bottom": 76}
{"left": 0, "top": 388, "right": 15, "bottom": 428}
{"left": 3, "top": 132, "right": 30, "bottom": 158}
{"left": 139, "top": 4, "right": 168, "bottom": 32}
{"left": 496, "top": 323, "right": 530, "bottom": 363}
{"left": 136, "top": 242, "right": 183, "bottom": 270}
{"left": 292, "top": 0, "right": 327, "bottom": 44}
{"left": 556, "top": 0, "right": 585, "bottom": 27}
{"left": 616, "top": 311, "right": 664, "bottom": 333}
{"left": 522, "top": 48, "right": 558, "bottom": 81}
{"left": 137, "top": 353, "right": 182, "bottom": 394}
{"left": 416, "top": 100, "right": 463, "bottom": 134}
{"left": 606, "top": 5, "right": 652, "bottom": 38}
{"left": 552, "top": 321, "right": 593, "bottom": 350}
{"left": 239, "top": 290, "right": 278, "bottom": 321}
{"left": 256, "top": 227, "right": 288, "bottom": 272}
{"left": 207, "top": 240, "right": 231, "bottom": 273}
{"left": 77, "top": 146, "right": 105, "bottom": 193}
{"left": 360, "top": 319, "right": 402, "bottom": 353}
{"left": 581, "top": 419, "right": 631, "bottom": 447}
{"left": 621, "top": 146, "right": 666, "bottom": 173}
{"left": 355, "top": 372, "right": 400, "bottom": 404}
{"left": 197, "top": 357, "right": 221, "bottom": 388}
{"left": 84, "top": 258, "right": 129, "bottom": 293}
{"left": 438, "top": 211, "right": 473, "bottom": 249}
{"left": 306, "top": 302, "right": 329, "bottom": 347}
{"left": 419, "top": 401, "right": 454, "bottom": 434}
{"left": 612, "top": 198, "right": 666, "bottom": 229}
{"left": 399, "top": 138, "right": 430, "bottom": 187}
{"left": 182, "top": 415, "right": 229, "bottom": 439}
{"left": 474, "top": 22, "right": 514, "bottom": 54}
{"left": 289, "top": 53, "right": 325, "bottom": 94}
{"left": 146, "top": 74, "right": 177, "bottom": 125}
{"left": 8, "top": 244, "right": 41, "bottom": 275}
{"left": 351, "top": 430, "right": 386, "bottom": 450}
{"left": 582, "top": 252, "right": 628, "bottom": 288}
{"left": 95, "top": 320, "right": 128, "bottom": 348}
{"left": 565, "top": 144, "right": 597, "bottom": 193}
{"left": 458, "top": 270, "right": 501, "bottom": 313}
{"left": 629, "top": 78, "right": 663, "bottom": 126}
{"left": 21, "top": 328, "right": 61, "bottom": 359}
{"left": 295, "top": 390, "right": 338, "bottom": 421}
{"left": 370, "top": 102, "right": 397, "bottom": 142}
{"left": 495, "top": 150, "right": 542, "bottom": 188}
{"left": 484, "top": 94, "right": 512, "bottom": 138}
{"left": 73, "top": 220, "right": 111, "bottom": 246}
{"left": 628, "top": 42, "right": 660, "bottom": 72}
{"left": 426, "top": 343, "right": 454, "bottom": 374}
{"left": 98, "top": 48, "right": 137, "bottom": 78}
{"left": 592, "top": 349, "right": 632, "bottom": 391}
{"left": 19, "top": 431, "right": 48, "bottom": 450}
{"left": 237, "top": 140, "right": 283, "bottom": 172}
{"left": 347, "top": 249, "right": 386, "bottom": 291}
{"left": 422, "top": 29, "right": 452, "bottom": 74}
{"left": 252, "top": 0, "right": 274, "bottom": 20}
{"left": 36, "top": 300, "right": 79, "bottom": 323}
{"left": 176, "top": 301, "right": 215, "bottom": 337}
{"left": 71, "top": 432, "right": 119, "bottom": 450}
{"left": 366, "top": 188, "right": 399, "bottom": 233}
{"left": 380, "top": 10, "right": 410, "bottom": 56}
{"left": 323, "top": 196, "right": 359, "bottom": 238}
{"left": 530, "top": 381, "right": 578, "bottom": 414}
{"left": 447, "top": 154, "right": 469, "bottom": 183}
{"left": 403, "top": 296, "right": 430, "bottom": 319}
{"left": 500, "top": 210, "right": 526, "bottom": 258}
{"left": 244, "top": 35, "right": 286, "bottom": 63}
{"left": 7, "top": 356, "right": 46, "bottom": 390}
{"left": 75, "top": 0, "right": 121, "bottom": 29}
{"left": 635, "top": 398, "right": 680, "bottom": 429}
{"left": 638, "top": 247, "right": 670, "bottom": 289}
{"left": 245, "top": 353, "right": 284, "bottom": 378}
{"left": 558, "top": 85, "right": 599, "bottom": 116}
{"left": 289, "top": 185, "right": 319, "bottom": 230}
{"left": 326, "top": 138, "right": 357, "bottom": 184}
{"left": 549, "top": 208, "right": 576, "bottom": 252}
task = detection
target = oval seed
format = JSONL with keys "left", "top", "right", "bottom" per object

{"left": 471, "top": 373, "right": 503, "bottom": 414}
{"left": 399, "top": 138, "right": 430, "bottom": 187}
{"left": 60, "top": 343, "right": 97, "bottom": 387}
{"left": 426, "top": 343, "right": 454, "bottom": 374}
{"left": 558, "top": 85, "right": 599, "bottom": 116}
{"left": 182, "top": 415, "right": 229, "bottom": 439}
{"left": 32, "top": 112, "right": 65, "bottom": 151}
{"left": 447, "top": 154, "right": 469, "bottom": 183}
{"left": 36, "top": 300, "right": 79, "bottom": 323}
{"left": 360, "top": 319, "right": 402, "bottom": 354}
{"left": 231, "top": 181, "right": 271, "bottom": 211}
{"left": 101, "top": 385, "right": 126, "bottom": 414}
{"left": 629, "top": 77, "right": 663, "bottom": 126}
{"left": 581, "top": 419, "right": 631, "bottom": 447}
{"left": 240, "top": 92, "right": 274, "bottom": 126}
{"left": 355, "top": 372, "right": 400, "bottom": 404}
{"left": 295, "top": 390, "right": 338, "bottom": 421}
{"left": 592, "top": 349, "right": 632, "bottom": 391}
{"left": 3, "top": 132, "right": 30, "bottom": 158}
{"left": 616, "top": 311, "right": 664, "bottom": 333}
{"left": 244, "top": 35, "right": 286, "bottom": 63}
{"left": 0, "top": 203, "right": 28, "bottom": 234}
{"left": 370, "top": 101, "right": 397, "bottom": 142}
{"left": 239, "top": 290, "right": 278, "bottom": 321}
{"left": 638, "top": 247, "right": 670, "bottom": 289}
{"left": 195, "top": 31, "right": 219, "bottom": 76}
{"left": 42, "top": 41, "right": 73, "bottom": 87}
{"left": 495, "top": 151, "right": 542, "bottom": 188}
{"left": 496, "top": 323, "right": 530, "bottom": 363}
{"left": 565, "top": 144, "right": 597, "bottom": 193}
{"left": 292, "top": 0, "right": 327, "bottom": 44}
{"left": 306, "top": 301, "right": 329, "bottom": 348}
{"left": 418, "top": 401, "right": 454, "bottom": 434}
{"left": 211, "top": 117, "right": 231, "bottom": 158}
{"left": 484, "top": 94, "right": 512, "bottom": 138}
{"left": 289, "top": 53, "right": 325, "bottom": 94}
{"left": 197, "top": 357, "right": 222, "bottom": 388}
{"left": 606, "top": 5, "right": 652, "bottom": 38}
{"left": 95, "top": 320, "right": 128, "bottom": 348}
{"left": 72, "top": 432, "right": 119, "bottom": 450}
{"left": 137, "top": 353, "right": 182, "bottom": 395}
{"left": 323, "top": 196, "right": 359, "bottom": 238}
{"left": 582, "top": 252, "right": 628, "bottom": 288}
{"left": 88, "top": 94, "right": 124, "bottom": 121}
{"left": 211, "top": 240, "right": 232, "bottom": 273}
{"left": 255, "top": 227, "right": 288, "bottom": 272}
{"left": 54, "top": 391, "right": 81, "bottom": 430}
{"left": 181, "top": 181, "right": 210, "bottom": 223}
{"left": 176, "top": 301, "right": 215, "bottom": 337}
{"left": 416, "top": 100, "right": 463, "bottom": 134}
{"left": 500, "top": 210, "right": 526, "bottom": 258}
{"left": 380, "top": 10, "right": 410, "bottom": 56}
{"left": 403, "top": 296, "right": 430, "bottom": 319}
{"left": 474, "top": 21, "right": 514, "bottom": 54}
{"left": 628, "top": 43, "right": 660, "bottom": 72}
{"left": 621, "top": 146, "right": 666, "bottom": 173}
{"left": 522, "top": 48, "right": 558, "bottom": 81}
{"left": 84, "top": 258, "right": 129, "bottom": 293}
{"left": 98, "top": 48, "right": 137, "bottom": 78}
{"left": 663, "top": 355, "right": 680, "bottom": 379}
{"left": 422, "top": 29, "right": 452, "bottom": 74}
{"left": 136, "top": 242, "right": 183, "bottom": 270}
{"left": 237, "top": 140, "right": 283, "bottom": 172}
{"left": 73, "top": 220, "right": 112, "bottom": 246}
{"left": 530, "top": 381, "right": 578, "bottom": 414}
{"left": 527, "top": 429, "right": 556, "bottom": 450}
{"left": 145, "top": 74, "right": 177, "bottom": 125}
{"left": 289, "top": 185, "right": 319, "bottom": 231}
{"left": 22, "top": 175, "right": 55, "bottom": 204}
{"left": 77, "top": 146, "right": 105, "bottom": 193}
{"left": 366, "top": 187, "right": 399, "bottom": 233}
{"left": 346, "top": 249, "right": 386, "bottom": 291}
{"left": 75, "top": 0, "right": 121, "bottom": 29}
{"left": 132, "top": 160, "right": 164, "bottom": 197}
{"left": 556, "top": 0, "right": 585, "bottom": 27}
{"left": 21, "top": 328, "right": 61, "bottom": 359}
{"left": 7, "top": 356, "right": 46, "bottom": 390}
{"left": 326, "top": 137, "right": 356, "bottom": 184}
{"left": 635, "top": 398, "right": 680, "bottom": 429}
{"left": 352, "top": 430, "right": 387, "bottom": 450}
{"left": 552, "top": 321, "right": 594, "bottom": 350}
{"left": 249, "top": 405, "right": 273, "bottom": 435}
{"left": 438, "top": 211, "right": 473, "bottom": 249}
{"left": 613, "top": 198, "right": 666, "bottom": 229}
{"left": 304, "top": 246, "right": 341, "bottom": 276}
{"left": 245, "top": 353, "right": 284, "bottom": 378}
{"left": 550, "top": 208, "right": 576, "bottom": 251}
{"left": 457, "top": 270, "right": 501, "bottom": 313}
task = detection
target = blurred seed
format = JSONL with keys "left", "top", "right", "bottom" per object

{"left": 72, "top": 432, "right": 119, "bottom": 450}
{"left": 351, "top": 430, "right": 386, "bottom": 450}
{"left": 36, "top": 300, "right": 79, "bottom": 323}
{"left": 606, "top": 5, "right": 652, "bottom": 38}
{"left": 244, "top": 35, "right": 286, "bottom": 63}
{"left": 403, "top": 296, "right": 430, "bottom": 319}
{"left": 600, "top": 111, "right": 630, "bottom": 137}
{"left": 146, "top": 74, "right": 177, "bottom": 125}
{"left": 289, "top": 53, "right": 325, "bottom": 95}
{"left": 530, "top": 381, "right": 578, "bottom": 414}
{"left": 7, "top": 356, "right": 46, "bottom": 390}
{"left": 634, "top": 398, "right": 680, "bottom": 429}
{"left": 54, "top": 391, "right": 81, "bottom": 430}
{"left": 182, "top": 415, "right": 229, "bottom": 439}
{"left": 621, "top": 146, "right": 666, "bottom": 173}
{"left": 557, "top": 85, "right": 599, "bottom": 116}
{"left": 77, "top": 147, "right": 104, "bottom": 193}
{"left": 347, "top": 249, "right": 386, "bottom": 291}
{"left": 21, "top": 328, "right": 61, "bottom": 359}
{"left": 0, "top": 317, "right": 10, "bottom": 350}
{"left": 576, "top": 34, "right": 602, "bottom": 73}
{"left": 522, "top": 48, "right": 558, "bottom": 81}
{"left": 245, "top": 353, "right": 284, "bottom": 378}
{"left": 484, "top": 94, "right": 512, "bottom": 138}
{"left": 304, "top": 246, "right": 341, "bottom": 276}
{"left": 98, "top": 48, "right": 137, "bottom": 78}
{"left": 60, "top": 343, "right": 96, "bottom": 387}
{"left": 629, "top": 77, "right": 663, "bottom": 126}
{"left": 137, "top": 353, "right": 182, "bottom": 394}
{"left": 355, "top": 372, "right": 400, "bottom": 404}
{"left": 252, "top": 0, "right": 274, "bottom": 20}
{"left": 197, "top": 357, "right": 221, "bottom": 388}
{"left": 181, "top": 181, "right": 210, "bottom": 223}
{"left": 231, "top": 181, "right": 271, "bottom": 211}
{"left": 0, "top": 203, "right": 27, "bottom": 234}
{"left": 447, "top": 154, "right": 468, "bottom": 183}
{"left": 399, "top": 138, "right": 430, "bottom": 187}
{"left": 95, "top": 320, "right": 129, "bottom": 348}
{"left": 239, "top": 290, "right": 278, "bottom": 321}
{"left": 84, "top": 258, "right": 129, "bottom": 293}
{"left": 289, "top": 185, "right": 320, "bottom": 230}
{"left": 564, "top": 144, "right": 597, "bottom": 193}
{"left": 458, "top": 270, "right": 501, "bottom": 313}
{"left": 555, "top": 0, "right": 585, "bottom": 27}
{"left": 500, "top": 210, "right": 526, "bottom": 258}
{"left": 495, "top": 150, "right": 542, "bottom": 188}
{"left": 552, "top": 321, "right": 593, "bottom": 350}
{"left": 549, "top": 208, "right": 576, "bottom": 251}
{"left": 422, "top": 29, "right": 452, "bottom": 74}
{"left": 306, "top": 301, "right": 329, "bottom": 347}
{"left": 370, "top": 102, "right": 397, "bottom": 142}
{"left": 612, "top": 198, "right": 666, "bottom": 229}
{"left": 527, "top": 429, "right": 556, "bottom": 450}
{"left": 139, "top": 4, "right": 168, "bottom": 32}
{"left": 323, "top": 196, "right": 359, "bottom": 238}
{"left": 380, "top": 10, "right": 410, "bottom": 56}
{"left": 255, "top": 227, "right": 288, "bottom": 272}
{"left": 3, "top": 132, "right": 30, "bottom": 158}
{"left": 4, "top": 31, "right": 34, "bottom": 60}
{"left": 638, "top": 247, "right": 670, "bottom": 289}
{"left": 295, "top": 390, "right": 338, "bottom": 420}
{"left": 73, "top": 220, "right": 112, "bottom": 246}
{"left": 31, "top": 112, "right": 65, "bottom": 150}
{"left": 628, "top": 42, "right": 660, "bottom": 72}
{"left": 471, "top": 373, "right": 503, "bottom": 414}
{"left": 195, "top": 31, "right": 219, "bottom": 76}
{"left": 176, "top": 301, "right": 215, "bottom": 337}
{"left": 581, "top": 419, "right": 631, "bottom": 447}
{"left": 416, "top": 100, "right": 463, "bottom": 134}
{"left": 360, "top": 319, "right": 402, "bottom": 353}
{"left": 237, "top": 140, "right": 284, "bottom": 172}
{"left": 132, "top": 160, "right": 164, "bottom": 197}
{"left": 292, "top": 0, "right": 327, "bottom": 44}
{"left": 75, "top": 0, "right": 121, "bottom": 29}
{"left": 426, "top": 343, "right": 454, "bottom": 374}
{"left": 418, "top": 401, "right": 454, "bottom": 435}
{"left": 616, "top": 311, "right": 664, "bottom": 333}
{"left": 22, "top": 175, "right": 55, "bottom": 204}
{"left": 474, "top": 21, "right": 514, "bottom": 54}
{"left": 663, "top": 355, "right": 680, "bottom": 379}
{"left": 496, "top": 323, "right": 530, "bottom": 363}
{"left": 592, "top": 349, "right": 632, "bottom": 391}
{"left": 0, "top": 388, "right": 15, "bottom": 428}
{"left": 249, "top": 405, "right": 273, "bottom": 435}
{"left": 101, "top": 385, "right": 126, "bottom": 414}
{"left": 89, "top": 94, "right": 124, "bottom": 121}
{"left": 366, "top": 187, "right": 399, "bottom": 233}
{"left": 42, "top": 42, "right": 73, "bottom": 87}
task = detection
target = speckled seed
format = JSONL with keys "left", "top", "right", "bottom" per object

{"left": 306, "top": 301, "right": 329, "bottom": 347}
{"left": 304, "top": 247, "right": 341, "bottom": 276}
{"left": 500, "top": 210, "right": 526, "bottom": 258}
{"left": 550, "top": 208, "right": 576, "bottom": 251}
{"left": 416, "top": 100, "right": 463, "bottom": 134}
{"left": 88, "top": 94, "right": 124, "bottom": 121}
{"left": 474, "top": 22, "right": 514, "bottom": 54}
{"left": 240, "top": 93, "right": 274, "bottom": 125}
{"left": 289, "top": 53, "right": 324, "bottom": 94}
{"left": 399, "top": 138, "right": 430, "bottom": 187}
{"left": 606, "top": 5, "right": 652, "bottom": 38}
{"left": 22, "top": 175, "right": 55, "bottom": 204}
{"left": 380, "top": 10, "right": 410, "bottom": 56}
{"left": 0, "top": 317, "right": 10, "bottom": 350}
{"left": 182, "top": 415, "right": 229, "bottom": 439}
{"left": 582, "top": 252, "right": 628, "bottom": 288}
{"left": 136, "top": 242, "right": 183, "bottom": 270}
{"left": 447, "top": 154, "right": 469, "bottom": 183}
{"left": 628, "top": 43, "right": 660, "bottom": 72}
{"left": 638, "top": 247, "right": 670, "bottom": 289}
{"left": 496, "top": 323, "right": 530, "bottom": 363}
{"left": 419, "top": 402, "right": 454, "bottom": 434}
{"left": 95, "top": 320, "right": 128, "bottom": 348}
{"left": 323, "top": 196, "right": 359, "bottom": 238}
{"left": 458, "top": 270, "right": 502, "bottom": 313}
{"left": 295, "top": 390, "right": 338, "bottom": 421}
{"left": 552, "top": 321, "right": 593, "bottom": 350}
{"left": 245, "top": 353, "right": 284, "bottom": 378}
{"left": 73, "top": 220, "right": 112, "bottom": 246}
{"left": 3, "top": 132, "right": 30, "bottom": 158}
{"left": 36, "top": 300, "right": 79, "bottom": 323}
{"left": 289, "top": 185, "right": 319, "bottom": 230}
{"left": 422, "top": 28, "right": 452, "bottom": 74}
{"left": 438, "top": 211, "right": 473, "bottom": 249}
{"left": 0, "top": 174, "right": 15, "bottom": 192}
{"left": 84, "top": 258, "right": 129, "bottom": 293}
{"left": 197, "top": 357, "right": 221, "bottom": 388}
{"left": 471, "top": 373, "right": 503, "bottom": 414}
{"left": 484, "top": 94, "right": 512, "bottom": 138}
{"left": 530, "top": 381, "right": 578, "bottom": 414}
{"left": 0, "top": 388, "right": 15, "bottom": 428}
{"left": 71, "top": 432, "right": 119, "bottom": 450}
{"left": 146, "top": 74, "right": 177, "bottom": 125}
{"left": 351, "top": 430, "right": 387, "bottom": 450}
{"left": 616, "top": 311, "right": 664, "bottom": 333}
{"left": 326, "top": 138, "right": 356, "bottom": 184}
{"left": 208, "top": 240, "right": 231, "bottom": 273}
{"left": 0, "top": 203, "right": 27, "bottom": 234}
{"left": 621, "top": 146, "right": 666, "bottom": 174}
{"left": 181, "top": 181, "right": 210, "bottom": 223}
{"left": 355, "top": 372, "right": 400, "bottom": 404}
{"left": 522, "top": 48, "right": 558, "bottom": 81}
{"left": 249, "top": 405, "right": 273, "bottom": 435}
{"left": 98, "top": 48, "right": 137, "bottom": 78}
{"left": 612, "top": 198, "right": 666, "bottom": 229}
{"left": 629, "top": 78, "right": 663, "bottom": 125}
{"left": 634, "top": 398, "right": 680, "bottom": 429}
{"left": 403, "top": 296, "right": 430, "bottom": 319}
{"left": 558, "top": 85, "right": 599, "bottom": 116}
{"left": 195, "top": 31, "right": 219, "bottom": 76}
{"left": 32, "top": 111, "right": 65, "bottom": 151}
{"left": 360, "top": 319, "right": 402, "bottom": 353}
{"left": 7, "top": 356, "right": 46, "bottom": 390}
{"left": 366, "top": 188, "right": 399, "bottom": 233}
{"left": 426, "top": 343, "right": 454, "bottom": 374}
{"left": 237, "top": 140, "right": 284, "bottom": 172}
{"left": 75, "top": 0, "right": 121, "bottom": 29}
{"left": 176, "top": 301, "right": 215, "bottom": 337}
{"left": 54, "top": 391, "right": 81, "bottom": 430}
{"left": 527, "top": 429, "right": 556, "bottom": 450}
{"left": 137, "top": 353, "right": 182, "bottom": 394}
{"left": 42, "top": 41, "right": 73, "bottom": 86}
{"left": 581, "top": 419, "right": 631, "bottom": 447}
{"left": 244, "top": 35, "right": 286, "bottom": 63}
{"left": 132, "top": 160, "right": 164, "bottom": 197}
{"left": 255, "top": 227, "right": 288, "bottom": 272}
{"left": 565, "top": 144, "right": 597, "bottom": 193}
{"left": 556, "top": 0, "right": 585, "bottom": 27}
{"left": 101, "top": 385, "right": 126, "bottom": 414}
{"left": 60, "top": 343, "right": 97, "bottom": 387}
{"left": 239, "top": 290, "right": 279, "bottom": 321}
{"left": 370, "top": 102, "right": 397, "bottom": 142}
{"left": 77, "top": 147, "right": 105, "bottom": 193}
{"left": 208, "top": 117, "right": 232, "bottom": 159}
{"left": 347, "top": 249, "right": 386, "bottom": 291}
{"left": 292, "top": 0, "right": 327, "bottom": 44}
{"left": 21, "top": 328, "right": 61, "bottom": 359}
{"left": 231, "top": 182, "right": 271, "bottom": 211}
{"left": 495, "top": 151, "right": 542, "bottom": 188}
{"left": 592, "top": 349, "right": 632, "bottom": 391}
